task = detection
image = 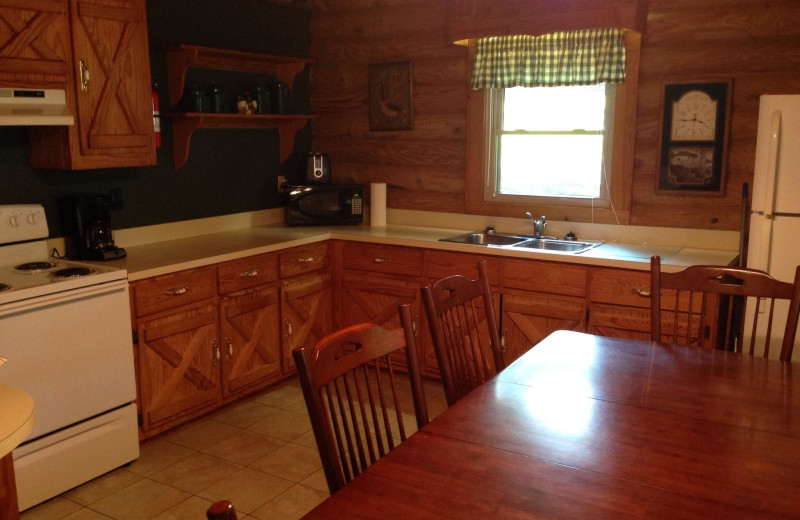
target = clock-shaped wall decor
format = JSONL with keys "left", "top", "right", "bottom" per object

{"left": 657, "top": 80, "right": 732, "bottom": 194}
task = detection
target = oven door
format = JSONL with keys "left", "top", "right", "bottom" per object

{"left": 0, "top": 279, "right": 136, "bottom": 442}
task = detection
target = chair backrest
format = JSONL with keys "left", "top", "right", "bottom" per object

{"left": 650, "top": 255, "right": 800, "bottom": 361}
{"left": 421, "top": 260, "right": 505, "bottom": 406}
{"left": 292, "top": 304, "right": 429, "bottom": 494}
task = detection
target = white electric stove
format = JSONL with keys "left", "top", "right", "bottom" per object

{"left": 0, "top": 204, "right": 139, "bottom": 510}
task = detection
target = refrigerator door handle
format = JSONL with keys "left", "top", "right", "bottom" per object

{"left": 763, "top": 109, "right": 782, "bottom": 217}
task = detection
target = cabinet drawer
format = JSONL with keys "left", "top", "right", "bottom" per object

{"left": 502, "top": 258, "right": 587, "bottom": 297}
{"left": 590, "top": 268, "right": 651, "bottom": 308}
{"left": 342, "top": 243, "right": 423, "bottom": 276}
{"left": 218, "top": 253, "right": 278, "bottom": 294}
{"left": 424, "top": 251, "right": 501, "bottom": 285}
{"left": 279, "top": 243, "right": 329, "bottom": 278}
{"left": 132, "top": 267, "right": 216, "bottom": 317}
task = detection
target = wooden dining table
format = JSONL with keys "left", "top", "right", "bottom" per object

{"left": 301, "top": 330, "right": 800, "bottom": 519}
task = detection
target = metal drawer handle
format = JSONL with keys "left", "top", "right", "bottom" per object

{"left": 285, "top": 319, "right": 293, "bottom": 340}
{"left": 212, "top": 339, "right": 220, "bottom": 366}
{"left": 225, "top": 337, "right": 233, "bottom": 359}
{"left": 240, "top": 269, "right": 259, "bottom": 278}
{"left": 298, "top": 257, "right": 315, "bottom": 264}
{"left": 632, "top": 288, "right": 651, "bottom": 298}
{"left": 166, "top": 285, "right": 189, "bottom": 296}
{"left": 373, "top": 257, "right": 391, "bottom": 264}
{"left": 79, "top": 59, "right": 90, "bottom": 92}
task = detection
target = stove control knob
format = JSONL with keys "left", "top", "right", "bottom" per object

{"left": 9, "top": 214, "right": 19, "bottom": 227}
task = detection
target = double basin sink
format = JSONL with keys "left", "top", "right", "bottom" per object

{"left": 439, "top": 232, "right": 601, "bottom": 254}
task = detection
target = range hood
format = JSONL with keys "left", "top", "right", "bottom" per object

{"left": 0, "top": 88, "right": 74, "bottom": 126}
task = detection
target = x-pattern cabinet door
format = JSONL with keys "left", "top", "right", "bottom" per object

{"left": 281, "top": 272, "right": 333, "bottom": 375}
{"left": 136, "top": 302, "right": 221, "bottom": 432}
{"left": 68, "top": 0, "right": 154, "bottom": 161}
{"left": 219, "top": 284, "right": 282, "bottom": 399}
{"left": 0, "top": 0, "right": 71, "bottom": 86}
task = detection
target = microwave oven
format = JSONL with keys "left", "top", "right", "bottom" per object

{"left": 284, "top": 184, "right": 364, "bottom": 225}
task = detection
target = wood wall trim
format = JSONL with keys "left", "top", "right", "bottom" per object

{"left": 448, "top": 0, "right": 648, "bottom": 42}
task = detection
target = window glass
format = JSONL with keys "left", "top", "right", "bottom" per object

{"left": 489, "top": 84, "right": 611, "bottom": 202}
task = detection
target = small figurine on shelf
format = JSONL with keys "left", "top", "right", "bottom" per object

{"left": 236, "top": 91, "right": 257, "bottom": 115}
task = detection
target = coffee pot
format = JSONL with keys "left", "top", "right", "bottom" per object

{"left": 65, "top": 193, "right": 126, "bottom": 261}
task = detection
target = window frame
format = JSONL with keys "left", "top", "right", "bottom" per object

{"left": 464, "top": 30, "right": 641, "bottom": 225}
{"left": 486, "top": 84, "right": 614, "bottom": 207}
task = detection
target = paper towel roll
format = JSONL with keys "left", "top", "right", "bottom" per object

{"left": 370, "top": 182, "right": 387, "bottom": 227}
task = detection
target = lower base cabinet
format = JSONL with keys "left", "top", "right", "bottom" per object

{"left": 281, "top": 272, "right": 333, "bottom": 375}
{"left": 219, "top": 285, "right": 283, "bottom": 399}
{"left": 135, "top": 302, "right": 221, "bottom": 434}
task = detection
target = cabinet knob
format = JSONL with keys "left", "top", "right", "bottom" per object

{"left": 284, "top": 319, "right": 293, "bottom": 340}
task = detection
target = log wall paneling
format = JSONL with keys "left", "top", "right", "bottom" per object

{"left": 310, "top": 0, "right": 800, "bottom": 231}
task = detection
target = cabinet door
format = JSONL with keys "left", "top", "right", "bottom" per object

{"left": 500, "top": 289, "right": 586, "bottom": 364}
{"left": 281, "top": 272, "right": 333, "bottom": 374}
{"left": 136, "top": 302, "right": 220, "bottom": 434}
{"left": 0, "top": 0, "right": 71, "bottom": 86}
{"left": 67, "top": 0, "right": 154, "bottom": 164}
{"left": 219, "top": 285, "right": 282, "bottom": 399}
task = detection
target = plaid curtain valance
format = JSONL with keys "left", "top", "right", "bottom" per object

{"left": 471, "top": 28, "right": 626, "bottom": 89}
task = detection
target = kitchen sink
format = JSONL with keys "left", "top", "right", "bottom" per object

{"left": 440, "top": 231, "right": 601, "bottom": 254}
{"left": 439, "top": 232, "right": 530, "bottom": 247}
{"left": 512, "top": 238, "right": 600, "bottom": 254}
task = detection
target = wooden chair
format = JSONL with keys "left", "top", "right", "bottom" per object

{"left": 292, "top": 304, "right": 429, "bottom": 494}
{"left": 650, "top": 255, "right": 800, "bottom": 361}
{"left": 421, "top": 260, "right": 505, "bottom": 407}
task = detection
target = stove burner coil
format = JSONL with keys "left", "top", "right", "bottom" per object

{"left": 0, "top": 283, "right": 11, "bottom": 292}
{"left": 15, "top": 261, "right": 57, "bottom": 273}
{"left": 50, "top": 267, "right": 95, "bottom": 278}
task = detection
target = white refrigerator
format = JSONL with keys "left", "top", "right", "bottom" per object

{"left": 745, "top": 94, "right": 800, "bottom": 360}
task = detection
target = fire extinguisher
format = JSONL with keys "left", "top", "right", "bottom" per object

{"left": 151, "top": 83, "right": 161, "bottom": 148}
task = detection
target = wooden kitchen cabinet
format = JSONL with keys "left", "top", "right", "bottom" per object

{"left": 131, "top": 266, "right": 220, "bottom": 435}
{"left": 587, "top": 266, "right": 715, "bottom": 343}
{"left": 337, "top": 242, "right": 424, "bottom": 370}
{"left": 279, "top": 243, "right": 332, "bottom": 374}
{"left": 217, "top": 253, "right": 283, "bottom": 400}
{"left": 500, "top": 258, "right": 587, "bottom": 364}
{"left": 587, "top": 267, "right": 652, "bottom": 339}
{"left": 28, "top": 0, "right": 155, "bottom": 169}
{"left": 0, "top": 0, "right": 71, "bottom": 87}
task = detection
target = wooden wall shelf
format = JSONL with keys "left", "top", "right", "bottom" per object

{"left": 166, "top": 113, "right": 312, "bottom": 169}
{"left": 164, "top": 44, "right": 313, "bottom": 169}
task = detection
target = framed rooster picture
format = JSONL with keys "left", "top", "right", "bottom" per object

{"left": 369, "top": 61, "right": 413, "bottom": 131}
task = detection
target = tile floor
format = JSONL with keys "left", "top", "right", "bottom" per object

{"left": 20, "top": 376, "right": 448, "bottom": 520}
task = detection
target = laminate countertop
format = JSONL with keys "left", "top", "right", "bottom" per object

{"left": 99, "top": 224, "right": 739, "bottom": 281}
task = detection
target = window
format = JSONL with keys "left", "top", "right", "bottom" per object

{"left": 486, "top": 84, "right": 614, "bottom": 207}
{"left": 464, "top": 31, "right": 641, "bottom": 224}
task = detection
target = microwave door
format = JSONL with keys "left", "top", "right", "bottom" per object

{"left": 298, "top": 190, "right": 340, "bottom": 218}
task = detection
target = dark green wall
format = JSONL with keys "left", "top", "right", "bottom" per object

{"left": 0, "top": 0, "right": 312, "bottom": 238}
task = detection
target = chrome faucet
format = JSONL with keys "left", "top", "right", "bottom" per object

{"left": 525, "top": 212, "right": 547, "bottom": 238}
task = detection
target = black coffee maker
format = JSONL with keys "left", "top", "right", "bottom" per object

{"left": 65, "top": 193, "right": 127, "bottom": 261}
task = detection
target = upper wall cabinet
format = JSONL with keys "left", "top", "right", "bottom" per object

{"left": 27, "top": 0, "right": 156, "bottom": 170}
{"left": 0, "top": 0, "right": 71, "bottom": 87}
